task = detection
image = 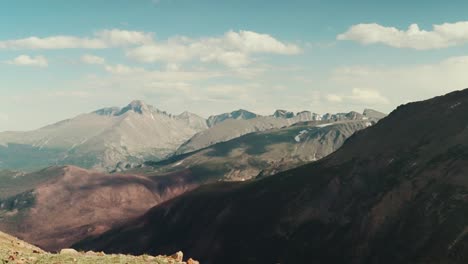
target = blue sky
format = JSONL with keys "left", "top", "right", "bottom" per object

{"left": 2, "top": 0, "right": 468, "bottom": 131}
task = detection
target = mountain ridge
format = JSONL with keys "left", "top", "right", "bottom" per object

{"left": 176, "top": 109, "right": 382, "bottom": 154}
{"left": 0, "top": 102, "right": 384, "bottom": 172}
{"left": 75, "top": 89, "right": 468, "bottom": 264}
{"left": 0, "top": 100, "right": 208, "bottom": 171}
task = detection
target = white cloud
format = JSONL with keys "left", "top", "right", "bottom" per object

{"left": 165, "top": 63, "right": 180, "bottom": 71}
{"left": 325, "top": 89, "right": 388, "bottom": 105}
{"left": 0, "top": 29, "right": 153, "bottom": 50}
{"left": 201, "top": 51, "right": 251, "bottom": 68}
{"left": 348, "top": 88, "right": 389, "bottom": 104}
{"left": 6, "top": 55, "right": 48, "bottom": 67}
{"left": 337, "top": 21, "right": 468, "bottom": 50}
{"left": 103, "top": 63, "right": 221, "bottom": 82}
{"left": 50, "top": 90, "right": 91, "bottom": 98}
{"left": 95, "top": 29, "right": 153, "bottom": 46}
{"left": 0, "top": 36, "right": 106, "bottom": 49}
{"left": 0, "top": 29, "right": 298, "bottom": 70}
{"left": 104, "top": 64, "right": 145, "bottom": 74}
{"left": 330, "top": 55, "right": 468, "bottom": 107}
{"left": 325, "top": 94, "right": 343, "bottom": 103}
{"left": 128, "top": 42, "right": 192, "bottom": 63}
{"left": 127, "top": 30, "right": 301, "bottom": 67}
{"left": 81, "top": 54, "right": 106, "bottom": 65}
{"left": 224, "top": 30, "right": 301, "bottom": 54}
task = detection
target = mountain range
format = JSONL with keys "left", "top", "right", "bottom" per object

{"left": 0, "top": 100, "right": 207, "bottom": 171}
{"left": 175, "top": 109, "right": 381, "bottom": 154}
{"left": 0, "top": 100, "right": 383, "bottom": 172}
{"left": 75, "top": 89, "right": 468, "bottom": 264}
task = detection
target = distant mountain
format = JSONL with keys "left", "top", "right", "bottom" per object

{"left": 140, "top": 119, "right": 375, "bottom": 182}
{"left": 294, "top": 111, "right": 322, "bottom": 122}
{"left": 273, "top": 109, "right": 295, "bottom": 119}
{"left": 207, "top": 109, "right": 258, "bottom": 127}
{"left": 0, "top": 100, "right": 207, "bottom": 171}
{"left": 363, "top": 108, "right": 387, "bottom": 119}
{"left": 176, "top": 110, "right": 378, "bottom": 154}
{"left": 76, "top": 89, "right": 468, "bottom": 264}
{"left": 0, "top": 103, "right": 384, "bottom": 172}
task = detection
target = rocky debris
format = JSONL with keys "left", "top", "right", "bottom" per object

{"left": 187, "top": 258, "right": 200, "bottom": 264}
{"left": 59, "top": 248, "right": 79, "bottom": 255}
{"left": 171, "top": 251, "right": 184, "bottom": 261}
{"left": 1, "top": 241, "right": 199, "bottom": 264}
{"left": 2, "top": 231, "right": 200, "bottom": 263}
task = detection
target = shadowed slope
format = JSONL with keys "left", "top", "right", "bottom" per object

{"left": 0, "top": 166, "right": 200, "bottom": 251}
{"left": 77, "top": 89, "right": 468, "bottom": 264}
{"left": 141, "top": 120, "right": 374, "bottom": 182}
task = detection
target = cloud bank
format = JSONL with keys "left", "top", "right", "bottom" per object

{"left": 0, "top": 29, "right": 153, "bottom": 50}
{"left": 338, "top": 21, "right": 468, "bottom": 50}
{"left": 81, "top": 54, "right": 106, "bottom": 65}
{"left": 6, "top": 55, "right": 48, "bottom": 67}
{"left": 126, "top": 30, "right": 301, "bottom": 67}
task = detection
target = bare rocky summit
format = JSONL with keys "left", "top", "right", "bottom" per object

{"left": 0, "top": 100, "right": 207, "bottom": 171}
{"left": 176, "top": 109, "right": 382, "bottom": 154}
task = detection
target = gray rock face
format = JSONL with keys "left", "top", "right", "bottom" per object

{"left": 148, "top": 119, "right": 377, "bottom": 182}
{"left": 0, "top": 101, "right": 207, "bottom": 171}
{"left": 176, "top": 109, "right": 380, "bottom": 155}
{"left": 207, "top": 109, "right": 258, "bottom": 127}
{"left": 0, "top": 102, "right": 385, "bottom": 172}
{"left": 363, "top": 108, "right": 387, "bottom": 120}
{"left": 273, "top": 109, "right": 295, "bottom": 119}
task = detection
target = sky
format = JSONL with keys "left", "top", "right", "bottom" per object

{"left": 2, "top": 0, "right": 468, "bottom": 131}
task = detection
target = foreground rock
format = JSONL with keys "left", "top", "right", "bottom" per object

{"left": 0, "top": 231, "right": 198, "bottom": 263}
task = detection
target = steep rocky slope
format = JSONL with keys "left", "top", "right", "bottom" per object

{"left": 0, "top": 100, "right": 207, "bottom": 171}
{"left": 77, "top": 89, "right": 468, "bottom": 264}
{"left": 176, "top": 109, "right": 381, "bottom": 154}
{"left": 206, "top": 109, "right": 258, "bottom": 127}
{"left": 140, "top": 120, "right": 374, "bottom": 182}
{"left": 0, "top": 166, "right": 201, "bottom": 251}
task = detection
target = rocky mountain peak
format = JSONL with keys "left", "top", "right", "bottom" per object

{"left": 118, "top": 100, "right": 150, "bottom": 115}
{"left": 206, "top": 109, "right": 258, "bottom": 127}
{"left": 363, "top": 108, "right": 387, "bottom": 119}
{"left": 93, "top": 107, "right": 121, "bottom": 116}
{"left": 273, "top": 109, "right": 295, "bottom": 118}
{"left": 177, "top": 111, "right": 201, "bottom": 119}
